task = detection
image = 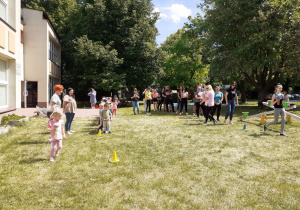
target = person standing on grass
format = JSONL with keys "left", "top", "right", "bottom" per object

{"left": 212, "top": 86, "right": 223, "bottom": 122}
{"left": 164, "top": 86, "right": 175, "bottom": 112}
{"left": 152, "top": 89, "right": 159, "bottom": 111}
{"left": 161, "top": 87, "right": 166, "bottom": 111}
{"left": 194, "top": 85, "right": 203, "bottom": 119}
{"left": 88, "top": 88, "right": 97, "bottom": 109}
{"left": 176, "top": 86, "right": 183, "bottom": 115}
{"left": 112, "top": 99, "right": 118, "bottom": 117}
{"left": 224, "top": 81, "right": 239, "bottom": 125}
{"left": 131, "top": 88, "right": 140, "bottom": 115}
{"left": 47, "top": 110, "right": 66, "bottom": 162}
{"left": 264, "top": 83, "right": 287, "bottom": 136}
{"left": 143, "top": 87, "right": 153, "bottom": 115}
{"left": 63, "top": 88, "right": 77, "bottom": 135}
{"left": 101, "top": 103, "right": 112, "bottom": 134}
{"left": 180, "top": 87, "right": 188, "bottom": 115}
{"left": 47, "top": 85, "right": 64, "bottom": 118}
{"left": 201, "top": 85, "right": 217, "bottom": 124}
{"left": 157, "top": 93, "right": 162, "bottom": 111}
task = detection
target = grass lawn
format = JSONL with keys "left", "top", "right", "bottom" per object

{"left": 0, "top": 101, "right": 299, "bottom": 209}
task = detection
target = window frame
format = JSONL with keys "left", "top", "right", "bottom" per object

{"left": 0, "top": 0, "right": 8, "bottom": 22}
{"left": 0, "top": 58, "right": 8, "bottom": 109}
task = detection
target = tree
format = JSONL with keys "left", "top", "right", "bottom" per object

{"left": 159, "top": 16, "right": 209, "bottom": 90}
{"left": 200, "top": 0, "right": 300, "bottom": 102}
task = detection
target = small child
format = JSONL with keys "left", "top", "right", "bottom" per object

{"left": 112, "top": 99, "right": 118, "bottom": 117}
{"left": 47, "top": 110, "right": 66, "bottom": 162}
{"left": 98, "top": 103, "right": 105, "bottom": 128}
{"left": 101, "top": 103, "right": 112, "bottom": 134}
{"left": 107, "top": 97, "right": 113, "bottom": 113}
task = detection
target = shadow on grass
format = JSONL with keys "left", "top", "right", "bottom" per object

{"left": 248, "top": 133, "right": 272, "bottom": 138}
{"left": 18, "top": 141, "right": 48, "bottom": 145}
{"left": 19, "top": 158, "right": 48, "bottom": 164}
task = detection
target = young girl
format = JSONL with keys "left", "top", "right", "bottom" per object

{"left": 98, "top": 103, "right": 105, "bottom": 127}
{"left": 176, "top": 86, "right": 183, "bottom": 114}
{"left": 112, "top": 99, "right": 118, "bottom": 117}
{"left": 180, "top": 87, "right": 188, "bottom": 115}
{"left": 264, "top": 84, "right": 287, "bottom": 136}
{"left": 47, "top": 110, "right": 66, "bottom": 162}
{"left": 152, "top": 89, "right": 159, "bottom": 111}
{"left": 131, "top": 88, "right": 140, "bottom": 115}
{"left": 201, "top": 85, "right": 216, "bottom": 124}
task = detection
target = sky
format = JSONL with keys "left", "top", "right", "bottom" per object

{"left": 152, "top": 0, "right": 204, "bottom": 45}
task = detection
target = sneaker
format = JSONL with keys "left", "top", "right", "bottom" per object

{"left": 280, "top": 133, "right": 287, "bottom": 136}
{"left": 213, "top": 120, "right": 217, "bottom": 125}
{"left": 48, "top": 137, "right": 51, "bottom": 142}
{"left": 217, "top": 119, "right": 220, "bottom": 122}
{"left": 55, "top": 152, "right": 59, "bottom": 157}
{"left": 108, "top": 131, "right": 112, "bottom": 134}
{"left": 50, "top": 157, "right": 54, "bottom": 162}
{"left": 223, "top": 120, "right": 227, "bottom": 124}
{"left": 264, "top": 125, "right": 267, "bottom": 132}
{"left": 134, "top": 113, "right": 136, "bottom": 115}
{"left": 203, "top": 121, "right": 207, "bottom": 124}
{"left": 179, "top": 113, "right": 181, "bottom": 115}
{"left": 67, "top": 131, "right": 73, "bottom": 135}
{"left": 186, "top": 113, "right": 188, "bottom": 115}
{"left": 70, "top": 130, "right": 76, "bottom": 133}
{"left": 229, "top": 122, "right": 234, "bottom": 125}
{"left": 193, "top": 112, "right": 195, "bottom": 115}
{"left": 197, "top": 116, "right": 200, "bottom": 119}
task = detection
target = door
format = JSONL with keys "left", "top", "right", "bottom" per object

{"left": 27, "top": 82, "right": 38, "bottom": 107}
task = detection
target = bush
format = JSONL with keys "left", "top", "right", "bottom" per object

{"left": 1, "top": 114, "right": 26, "bottom": 126}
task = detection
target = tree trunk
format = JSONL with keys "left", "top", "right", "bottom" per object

{"left": 237, "top": 81, "right": 247, "bottom": 103}
{"left": 258, "top": 90, "right": 268, "bottom": 109}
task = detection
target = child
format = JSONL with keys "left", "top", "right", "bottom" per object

{"left": 157, "top": 93, "right": 162, "bottom": 111}
{"left": 98, "top": 103, "right": 105, "bottom": 128}
{"left": 107, "top": 97, "right": 113, "bottom": 113}
{"left": 101, "top": 103, "right": 112, "bottom": 134}
{"left": 47, "top": 110, "right": 66, "bottom": 162}
{"left": 112, "top": 99, "right": 118, "bottom": 117}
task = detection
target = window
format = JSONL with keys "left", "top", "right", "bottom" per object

{"left": 49, "top": 39, "right": 60, "bottom": 66}
{"left": 0, "top": 0, "right": 7, "bottom": 22}
{"left": 0, "top": 59, "right": 8, "bottom": 108}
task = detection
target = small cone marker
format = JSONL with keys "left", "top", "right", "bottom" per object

{"left": 109, "top": 151, "right": 120, "bottom": 163}
{"left": 243, "top": 124, "right": 247, "bottom": 130}
{"left": 98, "top": 129, "right": 102, "bottom": 136}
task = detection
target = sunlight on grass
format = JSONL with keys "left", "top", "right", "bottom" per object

{"left": 0, "top": 102, "right": 299, "bottom": 209}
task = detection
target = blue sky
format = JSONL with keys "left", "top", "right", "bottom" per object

{"left": 152, "top": 0, "right": 204, "bottom": 45}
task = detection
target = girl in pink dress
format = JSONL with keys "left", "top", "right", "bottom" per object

{"left": 112, "top": 99, "right": 118, "bottom": 117}
{"left": 47, "top": 110, "right": 66, "bottom": 162}
{"left": 152, "top": 89, "right": 159, "bottom": 111}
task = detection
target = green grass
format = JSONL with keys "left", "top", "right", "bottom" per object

{"left": 0, "top": 102, "right": 300, "bottom": 209}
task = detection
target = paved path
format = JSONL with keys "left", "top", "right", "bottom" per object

{"left": 0, "top": 108, "right": 100, "bottom": 122}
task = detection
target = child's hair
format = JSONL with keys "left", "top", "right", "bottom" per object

{"left": 104, "top": 103, "right": 109, "bottom": 108}
{"left": 207, "top": 85, "right": 213, "bottom": 91}
{"left": 114, "top": 99, "right": 118, "bottom": 102}
{"left": 275, "top": 83, "right": 282, "bottom": 91}
{"left": 49, "top": 110, "right": 63, "bottom": 120}
{"left": 134, "top": 88, "right": 137, "bottom": 91}
{"left": 182, "top": 87, "right": 186, "bottom": 92}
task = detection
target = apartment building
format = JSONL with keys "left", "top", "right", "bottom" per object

{"left": 0, "top": 0, "right": 61, "bottom": 111}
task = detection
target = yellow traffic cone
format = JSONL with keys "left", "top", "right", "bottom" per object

{"left": 109, "top": 151, "right": 120, "bottom": 162}
{"left": 98, "top": 129, "right": 102, "bottom": 136}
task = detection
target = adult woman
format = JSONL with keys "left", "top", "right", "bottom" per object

{"left": 212, "top": 86, "right": 223, "bottom": 121}
{"left": 63, "top": 88, "right": 77, "bottom": 134}
{"left": 143, "top": 87, "right": 152, "bottom": 114}
{"left": 88, "top": 88, "right": 97, "bottom": 109}
{"left": 161, "top": 87, "right": 166, "bottom": 111}
{"left": 131, "top": 88, "right": 140, "bottom": 115}
{"left": 194, "top": 85, "right": 203, "bottom": 119}
{"left": 47, "top": 85, "right": 64, "bottom": 118}
{"left": 180, "top": 87, "right": 188, "bottom": 115}
{"left": 264, "top": 84, "right": 287, "bottom": 136}
{"left": 152, "top": 89, "right": 159, "bottom": 111}
{"left": 224, "top": 81, "right": 239, "bottom": 124}
{"left": 201, "top": 85, "right": 216, "bottom": 124}
{"left": 176, "top": 86, "right": 183, "bottom": 114}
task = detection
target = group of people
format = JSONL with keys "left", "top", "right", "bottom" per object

{"left": 47, "top": 85, "right": 77, "bottom": 162}
{"left": 134, "top": 82, "right": 239, "bottom": 125}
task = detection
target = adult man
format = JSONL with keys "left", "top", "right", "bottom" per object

{"left": 164, "top": 86, "right": 175, "bottom": 112}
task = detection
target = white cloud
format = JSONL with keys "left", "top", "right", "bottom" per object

{"left": 154, "top": 4, "right": 192, "bottom": 23}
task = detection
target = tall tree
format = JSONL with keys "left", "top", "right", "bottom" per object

{"left": 159, "top": 16, "right": 208, "bottom": 90}
{"left": 200, "top": 0, "right": 300, "bottom": 101}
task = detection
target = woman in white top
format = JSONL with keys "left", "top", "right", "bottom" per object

{"left": 180, "top": 87, "right": 189, "bottom": 115}
{"left": 63, "top": 88, "right": 77, "bottom": 134}
{"left": 47, "top": 85, "right": 64, "bottom": 118}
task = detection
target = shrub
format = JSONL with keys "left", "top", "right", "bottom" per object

{"left": 1, "top": 114, "right": 26, "bottom": 126}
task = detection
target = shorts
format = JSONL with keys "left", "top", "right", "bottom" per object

{"left": 152, "top": 98, "right": 158, "bottom": 102}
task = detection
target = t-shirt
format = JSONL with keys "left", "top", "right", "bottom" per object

{"left": 182, "top": 92, "right": 188, "bottom": 98}
{"left": 101, "top": 109, "right": 112, "bottom": 120}
{"left": 226, "top": 88, "right": 237, "bottom": 100}
{"left": 283, "top": 94, "right": 290, "bottom": 103}
{"left": 48, "top": 94, "right": 61, "bottom": 112}
{"left": 48, "top": 119, "right": 64, "bottom": 141}
{"left": 145, "top": 91, "right": 152, "bottom": 100}
{"left": 164, "top": 89, "right": 173, "bottom": 99}
{"left": 153, "top": 93, "right": 158, "bottom": 99}
{"left": 205, "top": 90, "right": 214, "bottom": 107}
{"left": 112, "top": 102, "right": 118, "bottom": 109}
{"left": 214, "top": 92, "right": 223, "bottom": 103}
{"left": 63, "top": 95, "right": 77, "bottom": 113}
{"left": 194, "top": 90, "right": 203, "bottom": 102}
{"left": 132, "top": 93, "right": 139, "bottom": 102}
